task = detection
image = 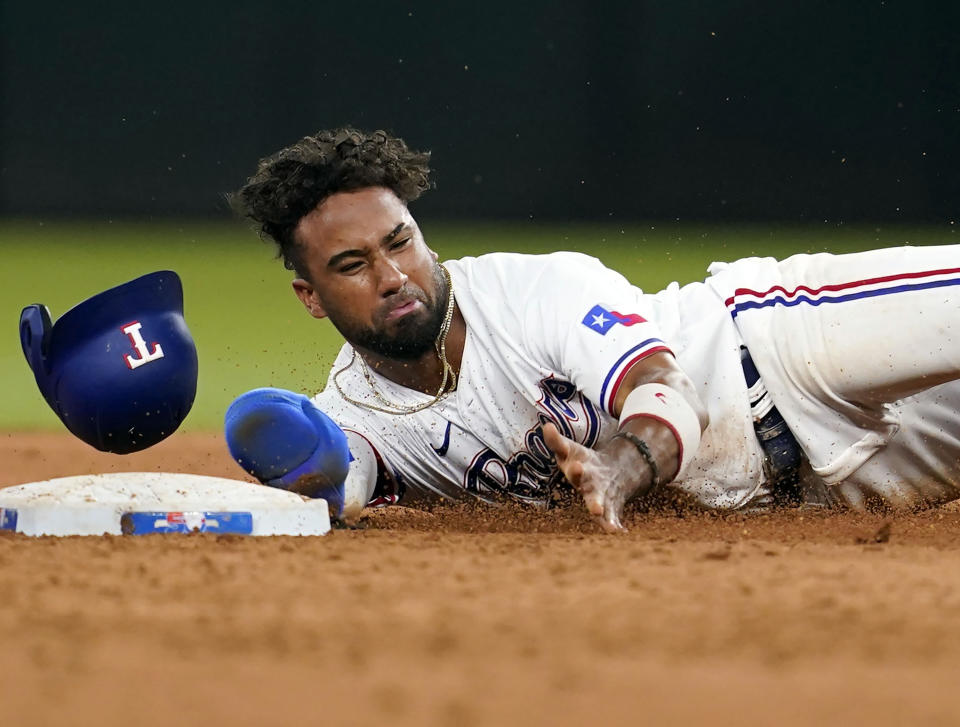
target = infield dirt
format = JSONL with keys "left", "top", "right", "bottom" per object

{"left": 2, "top": 431, "right": 959, "bottom": 726}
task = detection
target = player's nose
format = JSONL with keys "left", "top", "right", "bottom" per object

{"left": 375, "top": 256, "right": 408, "bottom": 295}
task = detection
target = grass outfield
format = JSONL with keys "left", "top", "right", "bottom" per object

{"left": 1, "top": 219, "right": 955, "bottom": 431}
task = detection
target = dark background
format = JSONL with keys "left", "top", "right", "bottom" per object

{"left": 1, "top": 1, "right": 957, "bottom": 222}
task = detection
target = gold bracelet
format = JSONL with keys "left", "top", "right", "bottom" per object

{"left": 612, "top": 430, "right": 661, "bottom": 488}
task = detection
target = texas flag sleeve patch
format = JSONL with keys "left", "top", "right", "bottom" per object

{"left": 581, "top": 304, "right": 647, "bottom": 335}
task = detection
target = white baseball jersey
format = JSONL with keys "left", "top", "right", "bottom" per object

{"left": 313, "top": 251, "right": 767, "bottom": 511}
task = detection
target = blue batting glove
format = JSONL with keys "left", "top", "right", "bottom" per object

{"left": 224, "top": 388, "right": 351, "bottom": 516}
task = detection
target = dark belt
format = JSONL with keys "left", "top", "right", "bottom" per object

{"left": 739, "top": 346, "right": 803, "bottom": 506}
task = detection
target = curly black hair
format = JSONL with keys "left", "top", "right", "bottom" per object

{"left": 230, "top": 128, "right": 432, "bottom": 277}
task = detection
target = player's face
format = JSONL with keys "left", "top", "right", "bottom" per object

{"left": 291, "top": 187, "right": 447, "bottom": 360}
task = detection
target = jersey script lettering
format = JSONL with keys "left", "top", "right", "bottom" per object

{"left": 465, "top": 378, "right": 601, "bottom": 501}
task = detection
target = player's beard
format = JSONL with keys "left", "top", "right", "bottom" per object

{"left": 336, "top": 264, "right": 449, "bottom": 361}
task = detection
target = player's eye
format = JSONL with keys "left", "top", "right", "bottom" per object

{"left": 339, "top": 261, "right": 364, "bottom": 274}
{"left": 390, "top": 237, "right": 411, "bottom": 251}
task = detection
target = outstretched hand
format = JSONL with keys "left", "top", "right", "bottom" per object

{"left": 543, "top": 422, "right": 633, "bottom": 533}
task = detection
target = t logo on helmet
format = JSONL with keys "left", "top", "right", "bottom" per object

{"left": 121, "top": 321, "right": 165, "bottom": 370}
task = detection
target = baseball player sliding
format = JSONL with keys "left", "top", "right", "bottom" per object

{"left": 225, "top": 128, "right": 960, "bottom": 532}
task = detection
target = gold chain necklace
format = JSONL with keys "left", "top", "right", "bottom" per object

{"left": 332, "top": 264, "right": 457, "bottom": 415}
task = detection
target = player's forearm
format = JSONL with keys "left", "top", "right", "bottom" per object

{"left": 339, "top": 431, "right": 381, "bottom": 522}
{"left": 613, "top": 379, "right": 707, "bottom": 490}
{"left": 612, "top": 415, "right": 684, "bottom": 489}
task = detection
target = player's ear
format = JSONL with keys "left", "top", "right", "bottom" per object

{"left": 292, "top": 279, "right": 328, "bottom": 319}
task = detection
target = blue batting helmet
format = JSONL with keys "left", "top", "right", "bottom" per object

{"left": 20, "top": 270, "right": 198, "bottom": 454}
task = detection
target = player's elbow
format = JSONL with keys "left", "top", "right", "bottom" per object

{"left": 655, "top": 370, "right": 709, "bottom": 432}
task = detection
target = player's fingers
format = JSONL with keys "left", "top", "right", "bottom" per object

{"left": 581, "top": 489, "right": 604, "bottom": 517}
{"left": 556, "top": 458, "right": 586, "bottom": 490}
{"left": 542, "top": 422, "right": 570, "bottom": 462}
{"left": 566, "top": 460, "right": 585, "bottom": 488}
{"left": 602, "top": 502, "right": 627, "bottom": 534}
